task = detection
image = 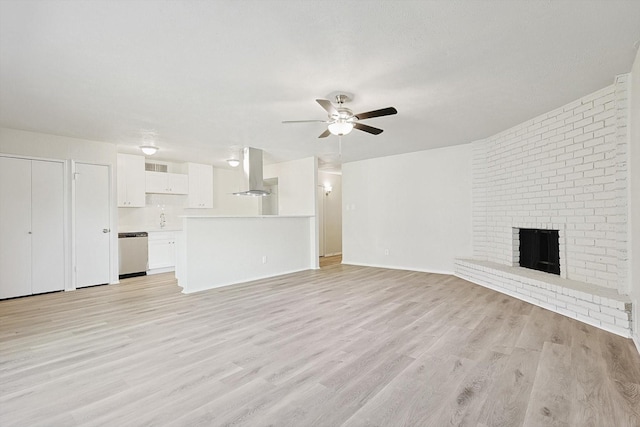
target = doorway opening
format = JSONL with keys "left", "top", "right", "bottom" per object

{"left": 318, "top": 171, "right": 342, "bottom": 266}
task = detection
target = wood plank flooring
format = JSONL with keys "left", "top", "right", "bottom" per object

{"left": 1, "top": 264, "right": 639, "bottom": 426}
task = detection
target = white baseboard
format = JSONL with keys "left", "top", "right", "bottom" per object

{"left": 147, "top": 267, "right": 175, "bottom": 275}
{"left": 341, "top": 260, "right": 453, "bottom": 276}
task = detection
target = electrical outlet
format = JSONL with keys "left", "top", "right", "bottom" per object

{"left": 262, "top": 255, "right": 267, "bottom": 264}
{"left": 384, "top": 249, "right": 389, "bottom": 256}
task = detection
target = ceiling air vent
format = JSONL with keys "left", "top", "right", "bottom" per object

{"left": 145, "top": 162, "right": 168, "bottom": 172}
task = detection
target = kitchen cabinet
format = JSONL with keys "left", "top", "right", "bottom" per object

{"left": 187, "top": 162, "right": 213, "bottom": 208}
{"left": 117, "top": 153, "right": 145, "bottom": 207}
{"left": 145, "top": 171, "right": 188, "bottom": 194}
{"left": 0, "top": 156, "right": 64, "bottom": 298}
{"left": 148, "top": 231, "right": 178, "bottom": 272}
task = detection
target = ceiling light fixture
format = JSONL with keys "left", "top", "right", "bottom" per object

{"left": 328, "top": 121, "right": 354, "bottom": 136}
{"left": 227, "top": 158, "right": 240, "bottom": 167}
{"left": 140, "top": 145, "right": 159, "bottom": 155}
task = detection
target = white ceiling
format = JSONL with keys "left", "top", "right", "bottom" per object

{"left": 1, "top": 1, "right": 639, "bottom": 170}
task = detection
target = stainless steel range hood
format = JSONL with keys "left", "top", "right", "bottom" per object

{"left": 233, "top": 147, "right": 271, "bottom": 196}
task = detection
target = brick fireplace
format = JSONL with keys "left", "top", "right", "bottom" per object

{"left": 455, "top": 74, "right": 632, "bottom": 337}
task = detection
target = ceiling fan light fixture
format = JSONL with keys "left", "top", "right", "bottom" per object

{"left": 140, "top": 145, "right": 159, "bottom": 155}
{"left": 328, "top": 121, "right": 354, "bottom": 136}
{"left": 227, "top": 158, "right": 240, "bottom": 167}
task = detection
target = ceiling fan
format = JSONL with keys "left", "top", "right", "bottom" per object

{"left": 282, "top": 94, "right": 397, "bottom": 138}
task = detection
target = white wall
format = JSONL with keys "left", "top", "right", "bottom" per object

{"left": 178, "top": 216, "right": 314, "bottom": 293}
{"left": 0, "top": 127, "right": 119, "bottom": 285}
{"left": 264, "top": 156, "right": 318, "bottom": 268}
{"left": 342, "top": 144, "right": 473, "bottom": 274}
{"left": 318, "top": 171, "right": 342, "bottom": 256}
{"left": 629, "top": 48, "right": 640, "bottom": 350}
{"left": 264, "top": 157, "right": 317, "bottom": 216}
{"left": 118, "top": 167, "right": 258, "bottom": 231}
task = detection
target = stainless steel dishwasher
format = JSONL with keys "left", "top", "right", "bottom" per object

{"left": 118, "top": 232, "right": 148, "bottom": 279}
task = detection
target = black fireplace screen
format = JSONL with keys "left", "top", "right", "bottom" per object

{"left": 519, "top": 228, "right": 560, "bottom": 275}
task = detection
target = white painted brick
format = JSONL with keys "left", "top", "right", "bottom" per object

{"left": 564, "top": 99, "right": 582, "bottom": 111}
{"left": 573, "top": 117, "right": 594, "bottom": 128}
{"left": 566, "top": 303, "right": 589, "bottom": 316}
{"left": 574, "top": 132, "right": 594, "bottom": 144}
{"left": 468, "top": 79, "right": 629, "bottom": 336}
{"left": 574, "top": 102, "right": 594, "bottom": 114}
{"left": 573, "top": 147, "right": 593, "bottom": 158}
{"left": 594, "top": 126, "right": 616, "bottom": 138}
{"left": 583, "top": 105, "right": 605, "bottom": 118}
{"left": 579, "top": 300, "right": 601, "bottom": 312}
{"left": 593, "top": 92, "right": 615, "bottom": 106}
{"left": 584, "top": 121, "right": 604, "bottom": 133}
{"left": 614, "top": 316, "right": 631, "bottom": 327}
{"left": 566, "top": 128, "right": 583, "bottom": 138}
{"left": 588, "top": 310, "right": 615, "bottom": 324}
{"left": 600, "top": 305, "right": 629, "bottom": 320}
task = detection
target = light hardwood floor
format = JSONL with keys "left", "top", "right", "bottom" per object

{"left": 1, "top": 265, "right": 639, "bottom": 426}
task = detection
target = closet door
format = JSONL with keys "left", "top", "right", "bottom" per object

{"left": 0, "top": 157, "right": 32, "bottom": 299}
{"left": 31, "top": 160, "right": 65, "bottom": 294}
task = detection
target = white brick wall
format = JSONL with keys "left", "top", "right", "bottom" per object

{"left": 455, "top": 259, "right": 632, "bottom": 338}
{"left": 472, "top": 76, "right": 630, "bottom": 292}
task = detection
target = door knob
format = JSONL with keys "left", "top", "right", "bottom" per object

{"left": 102, "top": 229, "right": 110, "bottom": 233}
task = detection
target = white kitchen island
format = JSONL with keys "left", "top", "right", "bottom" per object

{"left": 176, "top": 215, "right": 318, "bottom": 293}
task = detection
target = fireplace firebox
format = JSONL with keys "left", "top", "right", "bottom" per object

{"left": 519, "top": 228, "right": 560, "bottom": 275}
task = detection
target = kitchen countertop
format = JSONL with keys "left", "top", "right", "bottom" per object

{"left": 118, "top": 227, "right": 183, "bottom": 233}
{"left": 179, "top": 215, "right": 314, "bottom": 219}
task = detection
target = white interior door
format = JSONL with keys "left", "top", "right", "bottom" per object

{"left": 0, "top": 157, "right": 32, "bottom": 298}
{"left": 31, "top": 160, "right": 65, "bottom": 294}
{"left": 317, "top": 186, "right": 325, "bottom": 257}
{"left": 75, "top": 163, "right": 110, "bottom": 288}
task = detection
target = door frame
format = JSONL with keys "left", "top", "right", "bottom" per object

{"left": 71, "top": 161, "right": 116, "bottom": 289}
{"left": 0, "top": 153, "right": 71, "bottom": 292}
{"left": 317, "top": 184, "right": 326, "bottom": 257}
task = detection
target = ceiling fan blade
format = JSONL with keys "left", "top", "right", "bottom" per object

{"left": 318, "top": 129, "right": 331, "bottom": 138}
{"left": 354, "top": 107, "right": 398, "bottom": 120}
{"left": 316, "top": 99, "right": 338, "bottom": 116}
{"left": 282, "top": 120, "right": 327, "bottom": 124}
{"left": 354, "top": 122, "right": 383, "bottom": 135}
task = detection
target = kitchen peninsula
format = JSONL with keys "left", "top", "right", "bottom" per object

{"left": 176, "top": 215, "right": 317, "bottom": 293}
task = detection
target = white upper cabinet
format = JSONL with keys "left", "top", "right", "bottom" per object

{"left": 187, "top": 163, "right": 213, "bottom": 208}
{"left": 117, "top": 154, "right": 145, "bottom": 207}
{"left": 145, "top": 171, "right": 188, "bottom": 194}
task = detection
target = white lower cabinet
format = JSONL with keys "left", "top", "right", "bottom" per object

{"left": 148, "top": 231, "right": 178, "bottom": 273}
